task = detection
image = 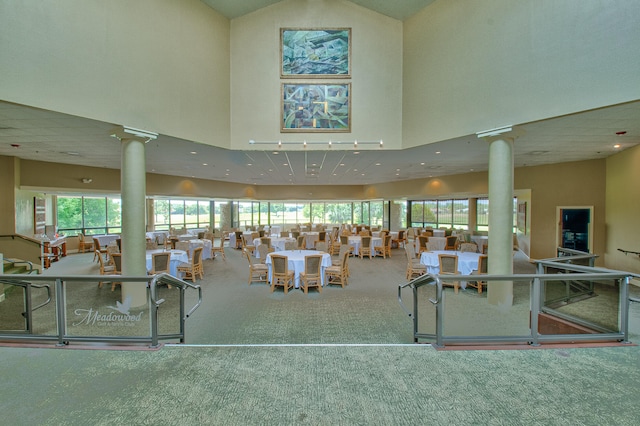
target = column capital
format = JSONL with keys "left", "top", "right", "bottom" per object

{"left": 476, "top": 125, "right": 524, "bottom": 142}
{"left": 110, "top": 125, "right": 158, "bottom": 143}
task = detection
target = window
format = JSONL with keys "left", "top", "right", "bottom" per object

{"left": 409, "top": 199, "right": 469, "bottom": 230}
{"left": 57, "top": 195, "right": 122, "bottom": 235}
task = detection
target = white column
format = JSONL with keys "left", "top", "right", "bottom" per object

{"left": 477, "top": 126, "right": 521, "bottom": 308}
{"left": 112, "top": 126, "right": 157, "bottom": 307}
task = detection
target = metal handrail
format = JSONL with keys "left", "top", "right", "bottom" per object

{"left": 0, "top": 272, "right": 201, "bottom": 348}
{"left": 3, "top": 257, "right": 36, "bottom": 274}
{"left": 398, "top": 255, "right": 636, "bottom": 347}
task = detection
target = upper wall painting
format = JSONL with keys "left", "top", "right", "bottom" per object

{"left": 281, "top": 28, "right": 351, "bottom": 78}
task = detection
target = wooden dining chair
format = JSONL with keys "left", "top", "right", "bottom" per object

{"left": 270, "top": 254, "right": 294, "bottom": 294}
{"left": 210, "top": 235, "right": 227, "bottom": 260}
{"left": 405, "top": 244, "right": 426, "bottom": 280}
{"left": 438, "top": 253, "right": 459, "bottom": 293}
{"left": 108, "top": 253, "right": 123, "bottom": 292}
{"left": 177, "top": 247, "right": 204, "bottom": 282}
{"left": 299, "top": 254, "right": 323, "bottom": 294}
{"left": 78, "top": 233, "right": 94, "bottom": 253}
{"left": 392, "top": 230, "right": 406, "bottom": 249}
{"left": 96, "top": 249, "right": 115, "bottom": 289}
{"left": 296, "top": 235, "right": 306, "bottom": 249}
{"left": 459, "top": 242, "right": 479, "bottom": 253}
{"left": 418, "top": 235, "right": 430, "bottom": 255}
{"left": 468, "top": 255, "right": 488, "bottom": 294}
{"left": 149, "top": 252, "right": 171, "bottom": 275}
{"left": 243, "top": 248, "right": 268, "bottom": 285}
{"left": 93, "top": 237, "right": 108, "bottom": 262}
{"left": 359, "top": 235, "right": 372, "bottom": 259}
{"left": 443, "top": 235, "right": 457, "bottom": 251}
{"left": 325, "top": 248, "right": 349, "bottom": 288}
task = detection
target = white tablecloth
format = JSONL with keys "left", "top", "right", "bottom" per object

{"left": 433, "top": 229, "right": 446, "bottom": 237}
{"left": 186, "top": 228, "right": 207, "bottom": 236}
{"left": 420, "top": 250, "right": 481, "bottom": 274}
{"left": 414, "top": 236, "right": 446, "bottom": 253}
{"left": 347, "top": 236, "right": 382, "bottom": 256}
{"left": 186, "top": 239, "right": 213, "bottom": 260}
{"left": 92, "top": 234, "right": 119, "bottom": 247}
{"left": 372, "top": 231, "right": 398, "bottom": 239}
{"left": 265, "top": 250, "right": 332, "bottom": 288}
{"left": 470, "top": 236, "right": 489, "bottom": 252}
{"left": 419, "top": 250, "right": 482, "bottom": 288}
{"left": 146, "top": 231, "right": 169, "bottom": 244}
{"left": 229, "top": 231, "right": 254, "bottom": 248}
{"left": 253, "top": 237, "right": 296, "bottom": 258}
{"left": 301, "top": 232, "right": 320, "bottom": 249}
{"left": 145, "top": 249, "right": 189, "bottom": 277}
{"left": 267, "top": 225, "right": 281, "bottom": 236}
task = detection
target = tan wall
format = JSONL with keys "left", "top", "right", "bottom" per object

{"left": 230, "top": 0, "right": 403, "bottom": 151}
{"left": 403, "top": 0, "right": 640, "bottom": 148}
{"left": 605, "top": 144, "right": 640, "bottom": 275}
{"left": 0, "top": 0, "right": 231, "bottom": 148}
{"left": 515, "top": 159, "right": 607, "bottom": 263}
{"left": 0, "top": 156, "right": 17, "bottom": 234}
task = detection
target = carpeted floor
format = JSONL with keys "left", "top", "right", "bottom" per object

{"left": 1, "top": 242, "right": 639, "bottom": 424}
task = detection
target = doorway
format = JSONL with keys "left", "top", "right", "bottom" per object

{"left": 557, "top": 207, "right": 592, "bottom": 252}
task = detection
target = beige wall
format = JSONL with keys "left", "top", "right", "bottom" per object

{"left": 515, "top": 159, "right": 607, "bottom": 263}
{"left": 230, "top": 0, "right": 403, "bottom": 151}
{"left": 0, "top": 156, "right": 17, "bottom": 234}
{"left": 402, "top": 0, "right": 640, "bottom": 148}
{"left": 0, "top": 0, "right": 231, "bottom": 148}
{"left": 605, "top": 144, "right": 640, "bottom": 275}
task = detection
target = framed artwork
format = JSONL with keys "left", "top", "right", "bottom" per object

{"left": 281, "top": 28, "right": 351, "bottom": 78}
{"left": 281, "top": 83, "right": 351, "bottom": 132}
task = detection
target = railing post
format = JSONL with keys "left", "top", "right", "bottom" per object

{"left": 620, "top": 276, "right": 630, "bottom": 344}
{"left": 530, "top": 277, "right": 541, "bottom": 346}
{"left": 435, "top": 278, "right": 444, "bottom": 348}
{"left": 55, "top": 278, "right": 66, "bottom": 346}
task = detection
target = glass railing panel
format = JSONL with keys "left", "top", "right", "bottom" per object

{"left": 441, "top": 277, "right": 533, "bottom": 338}
{"left": 541, "top": 278, "right": 621, "bottom": 334}
{"left": 414, "top": 281, "right": 437, "bottom": 338}
{"left": 63, "top": 280, "right": 152, "bottom": 339}
{"left": 0, "top": 279, "right": 57, "bottom": 336}
{"left": 154, "top": 284, "right": 182, "bottom": 338}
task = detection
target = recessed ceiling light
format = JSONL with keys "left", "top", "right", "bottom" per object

{"left": 340, "top": 163, "right": 345, "bottom": 166}
{"left": 190, "top": 151, "right": 197, "bottom": 154}
{"left": 268, "top": 169, "right": 273, "bottom": 172}
{"left": 614, "top": 144, "right": 621, "bottom": 149}
{"left": 312, "top": 163, "right": 317, "bottom": 166}
{"left": 283, "top": 163, "right": 288, "bottom": 166}
{"left": 353, "top": 151, "right": 360, "bottom": 154}
{"left": 353, "top": 169, "right": 358, "bottom": 172}
{"left": 247, "top": 163, "right": 252, "bottom": 166}
{"left": 65, "top": 151, "right": 80, "bottom": 156}
{"left": 420, "top": 162, "right": 425, "bottom": 165}
{"left": 361, "top": 173, "right": 365, "bottom": 176}
{"left": 435, "top": 151, "right": 441, "bottom": 154}
{"left": 273, "top": 151, "right": 279, "bottom": 155}
{"left": 225, "top": 173, "right": 229, "bottom": 176}
{"left": 375, "top": 163, "right": 381, "bottom": 166}
{"left": 202, "top": 163, "right": 208, "bottom": 166}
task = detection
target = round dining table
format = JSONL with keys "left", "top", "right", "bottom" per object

{"left": 419, "top": 250, "right": 482, "bottom": 289}
{"left": 347, "top": 236, "right": 382, "bottom": 256}
{"left": 253, "top": 237, "right": 296, "bottom": 258}
{"left": 265, "top": 250, "right": 332, "bottom": 288}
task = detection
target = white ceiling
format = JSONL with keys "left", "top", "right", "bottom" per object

{"left": 1, "top": 100, "right": 639, "bottom": 189}
{"left": 200, "top": 0, "right": 438, "bottom": 21}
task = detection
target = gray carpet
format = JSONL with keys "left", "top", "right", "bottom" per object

{"left": 2, "top": 242, "right": 639, "bottom": 424}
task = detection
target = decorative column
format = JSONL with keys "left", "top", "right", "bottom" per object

{"left": 477, "top": 126, "right": 521, "bottom": 308}
{"left": 111, "top": 126, "right": 158, "bottom": 308}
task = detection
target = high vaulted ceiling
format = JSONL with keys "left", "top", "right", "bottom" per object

{"left": 200, "top": 0, "right": 437, "bottom": 21}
